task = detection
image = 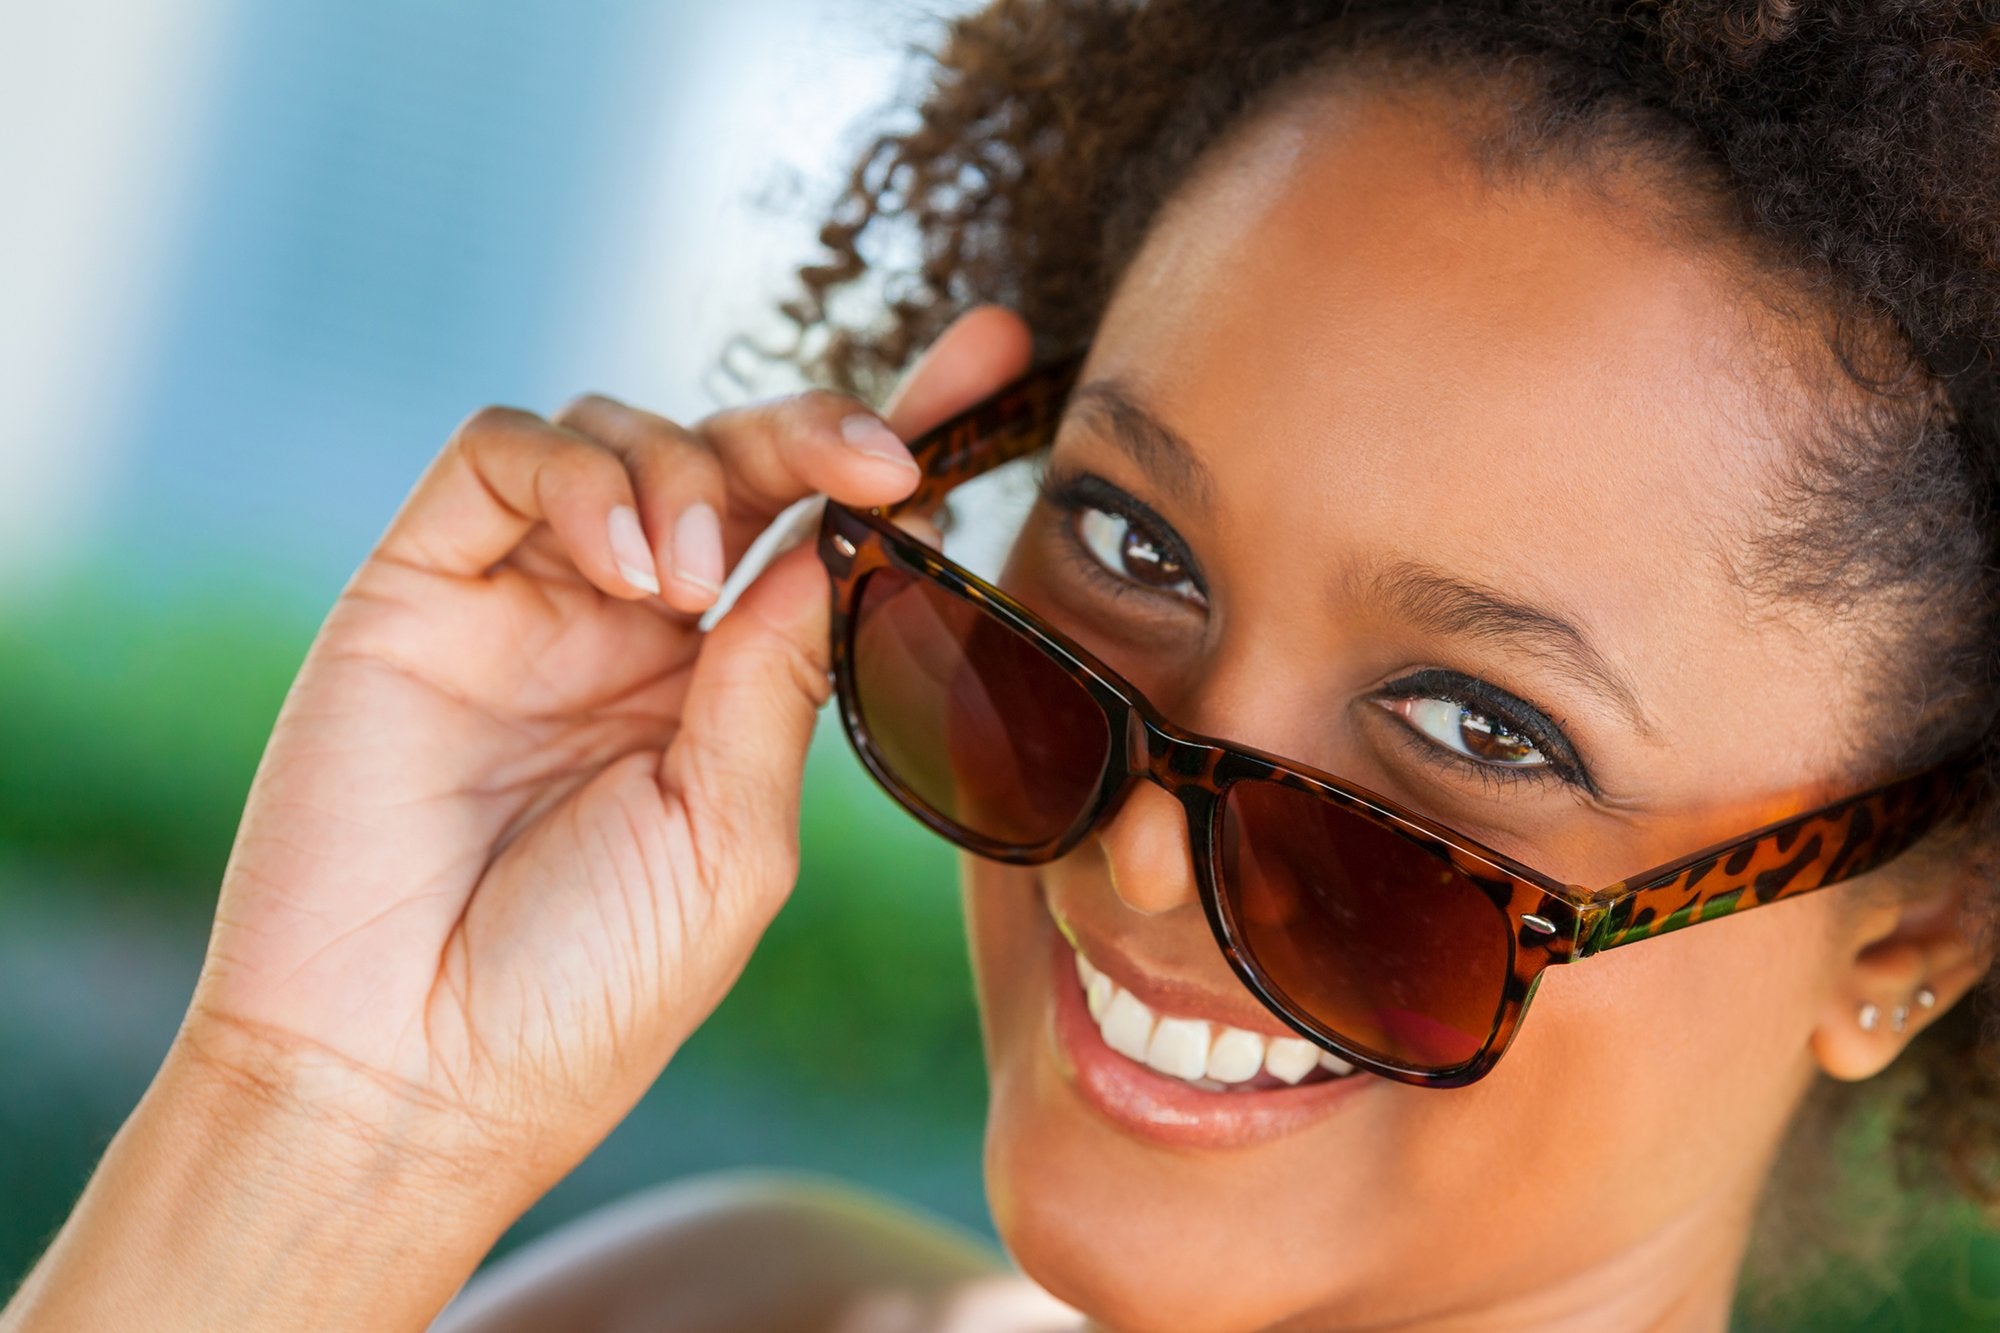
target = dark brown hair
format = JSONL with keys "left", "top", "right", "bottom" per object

{"left": 764, "top": 0, "right": 2000, "bottom": 1305}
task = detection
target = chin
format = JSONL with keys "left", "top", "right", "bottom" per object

{"left": 962, "top": 857, "right": 1383, "bottom": 1333}
{"left": 984, "top": 1128, "right": 1300, "bottom": 1333}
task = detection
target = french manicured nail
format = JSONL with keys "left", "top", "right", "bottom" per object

{"left": 607, "top": 504, "right": 659, "bottom": 594}
{"left": 839, "top": 414, "right": 919, "bottom": 474}
{"left": 671, "top": 501, "right": 724, "bottom": 596}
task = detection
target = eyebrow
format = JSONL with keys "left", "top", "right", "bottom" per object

{"left": 1064, "top": 380, "right": 1655, "bottom": 741}
{"left": 1067, "top": 379, "right": 1215, "bottom": 512}
{"left": 1371, "top": 560, "right": 1660, "bottom": 741}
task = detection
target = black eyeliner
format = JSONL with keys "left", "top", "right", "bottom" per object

{"left": 1377, "top": 667, "right": 1597, "bottom": 794}
{"left": 1036, "top": 468, "right": 1210, "bottom": 598}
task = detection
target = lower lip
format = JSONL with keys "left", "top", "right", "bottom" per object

{"left": 1044, "top": 912, "right": 1372, "bottom": 1150}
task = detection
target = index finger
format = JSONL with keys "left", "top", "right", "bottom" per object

{"left": 694, "top": 305, "right": 1034, "bottom": 533}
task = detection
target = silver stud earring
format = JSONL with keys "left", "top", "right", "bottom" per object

{"left": 1916, "top": 986, "right": 1938, "bottom": 1011}
{"left": 1891, "top": 1004, "right": 1910, "bottom": 1034}
{"left": 1858, "top": 1002, "right": 1880, "bottom": 1032}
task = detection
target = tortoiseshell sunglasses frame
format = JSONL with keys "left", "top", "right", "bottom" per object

{"left": 815, "top": 353, "right": 1972, "bottom": 1088}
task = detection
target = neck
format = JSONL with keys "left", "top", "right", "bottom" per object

{"left": 1367, "top": 1174, "right": 1763, "bottom": 1333}
{"left": 1394, "top": 1211, "right": 1749, "bottom": 1333}
{"left": 1072, "top": 1170, "right": 1760, "bottom": 1333}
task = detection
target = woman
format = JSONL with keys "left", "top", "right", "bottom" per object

{"left": 4, "top": 1, "right": 1995, "bottom": 1329}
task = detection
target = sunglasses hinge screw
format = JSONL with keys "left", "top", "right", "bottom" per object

{"left": 832, "top": 534, "right": 857, "bottom": 558}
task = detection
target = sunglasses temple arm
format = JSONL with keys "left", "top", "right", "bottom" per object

{"left": 1577, "top": 765, "right": 1970, "bottom": 956}
{"left": 888, "top": 357, "right": 1085, "bottom": 519}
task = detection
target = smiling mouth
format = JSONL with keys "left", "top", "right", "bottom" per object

{"left": 1069, "top": 942, "right": 1360, "bottom": 1092}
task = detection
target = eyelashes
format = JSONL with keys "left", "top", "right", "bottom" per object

{"left": 1037, "top": 469, "right": 1208, "bottom": 605}
{"left": 1035, "top": 466, "right": 1595, "bottom": 793}
{"left": 1373, "top": 669, "right": 1594, "bottom": 793}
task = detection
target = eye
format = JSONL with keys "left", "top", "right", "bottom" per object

{"left": 1073, "top": 504, "right": 1203, "bottom": 603}
{"left": 1381, "top": 696, "right": 1550, "bottom": 770}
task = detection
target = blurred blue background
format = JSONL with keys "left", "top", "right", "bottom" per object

{"left": 0, "top": 3, "right": 1993, "bottom": 1327}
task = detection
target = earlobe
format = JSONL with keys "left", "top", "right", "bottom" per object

{"left": 1810, "top": 876, "right": 1993, "bottom": 1082}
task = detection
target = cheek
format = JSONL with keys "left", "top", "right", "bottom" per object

{"left": 960, "top": 854, "right": 1046, "bottom": 1087}
{"left": 1503, "top": 900, "right": 1833, "bottom": 1195}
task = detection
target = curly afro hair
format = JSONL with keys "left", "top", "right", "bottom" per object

{"left": 767, "top": 0, "right": 2000, "bottom": 1308}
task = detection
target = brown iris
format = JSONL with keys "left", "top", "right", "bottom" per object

{"left": 1458, "top": 709, "right": 1541, "bottom": 764}
{"left": 1118, "top": 523, "right": 1186, "bottom": 588}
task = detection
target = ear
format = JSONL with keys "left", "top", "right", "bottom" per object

{"left": 1811, "top": 868, "right": 1994, "bottom": 1081}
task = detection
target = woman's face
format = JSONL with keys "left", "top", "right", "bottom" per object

{"left": 962, "top": 86, "right": 1880, "bottom": 1330}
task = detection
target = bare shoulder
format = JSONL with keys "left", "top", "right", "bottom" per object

{"left": 430, "top": 1170, "right": 1081, "bottom": 1333}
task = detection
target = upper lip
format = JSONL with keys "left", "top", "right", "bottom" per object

{"left": 1046, "top": 895, "right": 1306, "bottom": 1041}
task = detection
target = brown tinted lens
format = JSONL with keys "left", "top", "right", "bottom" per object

{"left": 851, "top": 565, "right": 1112, "bottom": 850}
{"left": 1219, "top": 780, "right": 1513, "bottom": 1072}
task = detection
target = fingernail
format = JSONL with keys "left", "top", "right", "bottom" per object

{"left": 671, "top": 501, "right": 724, "bottom": 595}
{"left": 839, "top": 414, "right": 919, "bottom": 474}
{"left": 607, "top": 504, "right": 659, "bottom": 594}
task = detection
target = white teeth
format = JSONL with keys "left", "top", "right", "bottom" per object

{"left": 1076, "top": 949, "right": 1114, "bottom": 1021}
{"left": 1085, "top": 971, "right": 1114, "bottom": 1022}
{"left": 1205, "top": 1026, "right": 1266, "bottom": 1083}
{"left": 1145, "top": 1016, "right": 1212, "bottom": 1080}
{"left": 1069, "top": 943, "right": 1361, "bottom": 1091}
{"left": 1264, "top": 1037, "right": 1321, "bottom": 1085}
{"left": 1099, "top": 987, "right": 1157, "bottom": 1063}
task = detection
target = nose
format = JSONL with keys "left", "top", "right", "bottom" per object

{"left": 1096, "top": 780, "right": 1201, "bottom": 916}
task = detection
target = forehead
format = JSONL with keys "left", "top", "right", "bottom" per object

{"left": 1096, "top": 88, "right": 1786, "bottom": 530}
{"left": 1081, "top": 86, "right": 1861, "bottom": 802}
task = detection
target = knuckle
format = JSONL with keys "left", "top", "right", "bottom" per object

{"left": 452, "top": 403, "right": 538, "bottom": 445}
{"left": 777, "top": 634, "right": 834, "bottom": 712}
{"left": 552, "top": 391, "right": 624, "bottom": 426}
{"left": 663, "top": 440, "right": 726, "bottom": 492}
{"left": 785, "top": 388, "right": 863, "bottom": 434}
{"left": 547, "top": 435, "right": 621, "bottom": 485}
{"left": 790, "top": 387, "right": 858, "bottom": 417}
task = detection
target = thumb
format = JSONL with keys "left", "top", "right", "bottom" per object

{"left": 661, "top": 540, "right": 831, "bottom": 915}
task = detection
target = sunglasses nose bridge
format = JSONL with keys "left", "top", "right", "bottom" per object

{"left": 1121, "top": 708, "right": 1215, "bottom": 802}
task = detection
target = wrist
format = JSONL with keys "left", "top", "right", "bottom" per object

{"left": 3, "top": 1027, "right": 531, "bottom": 1332}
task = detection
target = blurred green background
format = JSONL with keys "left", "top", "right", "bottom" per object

{"left": 1, "top": 2, "right": 1995, "bottom": 1327}
{"left": 0, "top": 568, "right": 992, "bottom": 1271}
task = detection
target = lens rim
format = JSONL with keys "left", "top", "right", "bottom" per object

{"left": 839, "top": 561, "right": 1120, "bottom": 863}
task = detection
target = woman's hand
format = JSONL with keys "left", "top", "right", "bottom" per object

{"left": 0, "top": 306, "right": 1033, "bottom": 1332}
{"left": 197, "top": 306, "right": 1031, "bottom": 1166}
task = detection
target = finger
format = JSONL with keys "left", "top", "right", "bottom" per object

{"left": 880, "top": 304, "right": 1035, "bottom": 438}
{"left": 554, "top": 393, "right": 729, "bottom": 615}
{"left": 660, "top": 541, "right": 831, "bottom": 917}
{"left": 693, "top": 386, "right": 924, "bottom": 532}
{"left": 378, "top": 405, "right": 663, "bottom": 598}
{"left": 693, "top": 305, "right": 1037, "bottom": 607}
{"left": 689, "top": 306, "right": 1032, "bottom": 549}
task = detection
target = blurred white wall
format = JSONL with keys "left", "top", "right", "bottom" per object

{"left": 0, "top": 0, "right": 228, "bottom": 588}
{"left": 577, "top": 2, "right": 938, "bottom": 415}
{"left": 0, "top": 0, "right": 952, "bottom": 598}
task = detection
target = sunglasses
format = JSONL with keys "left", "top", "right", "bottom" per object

{"left": 814, "top": 353, "right": 1969, "bottom": 1087}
